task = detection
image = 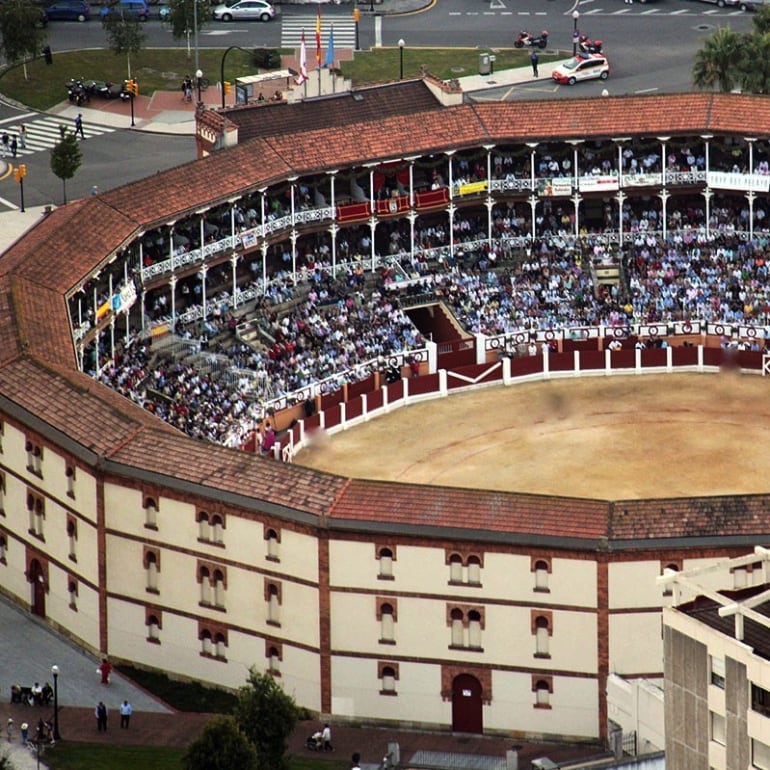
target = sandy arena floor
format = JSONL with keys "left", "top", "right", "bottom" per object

{"left": 295, "top": 372, "right": 770, "bottom": 500}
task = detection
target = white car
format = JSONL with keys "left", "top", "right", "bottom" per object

{"left": 212, "top": 0, "right": 277, "bottom": 21}
{"left": 552, "top": 53, "right": 610, "bottom": 86}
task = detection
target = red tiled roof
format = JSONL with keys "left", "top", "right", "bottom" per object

{"left": 2, "top": 88, "right": 770, "bottom": 545}
{"left": 329, "top": 479, "right": 609, "bottom": 540}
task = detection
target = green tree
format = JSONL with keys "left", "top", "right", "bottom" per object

{"left": 102, "top": 10, "right": 145, "bottom": 80}
{"left": 0, "top": 0, "right": 47, "bottom": 80}
{"left": 692, "top": 26, "right": 743, "bottom": 92}
{"left": 752, "top": 4, "right": 770, "bottom": 35}
{"left": 183, "top": 716, "right": 259, "bottom": 770}
{"left": 50, "top": 132, "right": 82, "bottom": 204}
{"left": 166, "top": 0, "right": 209, "bottom": 59}
{"left": 739, "top": 31, "right": 770, "bottom": 94}
{"left": 233, "top": 669, "right": 299, "bottom": 770}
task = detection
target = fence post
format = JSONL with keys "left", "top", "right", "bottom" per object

{"left": 439, "top": 368, "right": 448, "bottom": 396}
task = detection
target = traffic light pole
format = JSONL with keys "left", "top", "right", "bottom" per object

{"left": 14, "top": 164, "right": 26, "bottom": 212}
{"left": 130, "top": 91, "right": 135, "bottom": 127}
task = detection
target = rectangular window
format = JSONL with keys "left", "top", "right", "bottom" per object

{"left": 710, "top": 656, "right": 725, "bottom": 689}
{"left": 753, "top": 739, "right": 770, "bottom": 770}
{"left": 710, "top": 711, "right": 726, "bottom": 746}
{"left": 752, "top": 684, "right": 770, "bottom": 719}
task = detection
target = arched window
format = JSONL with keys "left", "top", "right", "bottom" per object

{"left": 67, "top": 518, "right": 77, "bottom": 561}
{"left": 381, "top": 665, "right": 397, "bottom": 694}
{"left": 468, "top": 609, "right": 482, "bottom": 649}
{"left": 0, "top": 472, "right": 5, "bottom": 515}
{"left": 662, "top": 563, "right": 679, "bottom": 596}
{"left": 0, "top": 534, "right": 6, "bottom": 563}
{"left": 199, "top": 566, "right": 212, "bottom": 605}
{"left": 267, "top": 583, "right": 281, "bottom": 624}
{"left": 198, "top": 511, "right": 210, "bottom": 541}
{"left": 268, "top": 646, "right": 281, "bottom": 674}
{"left": 68, "top": 579, "right": 78, "bottom": 610}
{"left": 450, "top": 608, "right": 464, "bottom": 647}
{"left": 145, "top": 550, "right": 159, "bottom": 592}
{"left": 65, "top": 465, "right": 76, "bottom": 498}
{"left": 535, "top": 679, "right": 551, "bottom": 707}
{"left": 200, "top": 629, "right": 212, "bottom": 656}
{"left": 449, "top": 554, "right": 463, "bottom": 583}
{"left": 378, "top": 547, "right": 394, "bottom": 579}
{"left": 534, "top": 560, "right": 550, "bottom": 592}
{"left": 535, "top": 615, "right": 550, "bottom": 657}
{"left": 144, "top": 497, "right": 158, "bottom": 529}
{"left": 147, "top": 614, "right": 161, "bottom": 643}
{"left": 211, "top": 515, "right": 224, "bottom": 545}
{"left": 266, "top": 528, "right": 280, "bottom": 561}
{"left": 380, "top": 603, "right": 395, "bottom": 642}
{"left": 214, "top": 632, "right": 227, "bottom": 659}
{"left": 467, "top": 555, "right": 481, "bottom": 585}
{"left": 213, "top": 569, "right": 226, "bottom": 609}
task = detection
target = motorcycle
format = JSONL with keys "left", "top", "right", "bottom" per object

{"left": 65, "top": 78, "right": 95, "bottom": 106}
{"left": 92, "top": 80, "right": 131, "bottom": 101}
{"left": 514, "top": 30, "right": 549, "bottom": 49}
{"left": 578, "top": 35, "right": 603, "bottom": 54}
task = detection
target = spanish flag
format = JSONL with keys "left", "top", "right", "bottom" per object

{"left": 315, "top": 5, "right": 322, "bottom": 68}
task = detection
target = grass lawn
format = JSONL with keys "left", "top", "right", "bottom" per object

{"left": 0, "top": 46, "right": 548, "bottom": 111}
{"left": 115, "top": 664, "right": 238, "bottom": 713}
{"left": 45, "top": 743, "right": 185, "bottom": 770}
{"left": 43, "top": 742, "right": 352, "bottom": 770}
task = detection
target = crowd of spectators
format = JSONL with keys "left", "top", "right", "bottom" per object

{"left": 90, "top": 207, "right": 770, "bottom": 450}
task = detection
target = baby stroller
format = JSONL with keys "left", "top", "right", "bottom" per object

{"left": 306, "top": 732, "right": 323, "bottom": 751}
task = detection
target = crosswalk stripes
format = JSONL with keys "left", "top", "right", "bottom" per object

{"left": 0, "top": 115, "right": 115, "bottom": 158}
{"left": 281, "top": 16, "right": 356, "bottom": 49}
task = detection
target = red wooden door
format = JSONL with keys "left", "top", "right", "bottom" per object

{"left": 451, "top": 674, "right": 483, "bottom": 734}
{"left": 29, "top": 560, "right": 46, "bottom": 618}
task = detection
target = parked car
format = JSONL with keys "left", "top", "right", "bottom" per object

{"left": 43, "top": 0, "right": 89, "bottom": 21}
{"left": 99, "top": 0, "right": 150, "bottom": 20}
{"left": 552, "top": 53, "right": 610, "bottom": 85}
{"left": 211, "top": 0, "right": 277, "bottom": 21}
{"left": 684, "top": 0, "right": 742, "bottom": 7}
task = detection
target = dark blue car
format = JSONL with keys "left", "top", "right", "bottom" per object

{"left": 44, "top": 0, "right": 90, "bottom": 21}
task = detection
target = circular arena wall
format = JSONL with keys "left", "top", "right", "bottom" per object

{"left": 2, "top": 91, "right": 770, "bottom": 744}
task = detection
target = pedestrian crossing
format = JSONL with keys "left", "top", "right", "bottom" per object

{"left": 0, "top": 113, "right": 115, "bottom": 159}
{"left": 281, "top": 16, "right": 357, "bottom": 49}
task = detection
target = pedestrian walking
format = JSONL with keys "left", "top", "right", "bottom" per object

{"left": 11, "top": 135, "right": 17, "bottom": 158}
{"left": 6, "top": 718, "right": 13, "bottom": 743}
{"left": 531, "top": 51, "right": 539, "bottom": 77}
{"left": 95, "top": 701, "right": 108, "bottom": 731}
{"left": 119, "top": 700, "right": 132, "bottom": 728}
{"left": 98, "top": 657, "right": 112, "bottom": 684}
{"left": 18, "top": 124, "right": 26, "bottom": 149}
{"left": 1, "top": 132, "right": 8, "bottom": 158}
{"left": 75, "top": 113, "right": 85, "bottom": 140}
{"left": 20, "top": 722, "right": 28, "bottom": 745}
{"left": 322, "top": 723, "right": 333, "bottom": 751}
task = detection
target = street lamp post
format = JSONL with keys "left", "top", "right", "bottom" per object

{"left": 220, "top": 46, "right": 251, "bottom": 109}
{"left": 51, "top": 665, "right": 60, "bottom": 741}
{"left": 572, "top": 10, "right": 580, "bottom": 56}
{"left": 196, "top": 68, "right": 203, "bottom": 105}
{"left": 398, "top": 38, "right": 405, "bottom": 80}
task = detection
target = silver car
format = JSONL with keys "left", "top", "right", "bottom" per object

{"left": 211, "top": 0, "right": 277, "bottom": 21}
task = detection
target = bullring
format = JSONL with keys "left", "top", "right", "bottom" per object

{"left": 2, "top": 81, "right": 770, "bottom": 744}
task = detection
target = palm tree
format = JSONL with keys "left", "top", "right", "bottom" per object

{"left": 692, "top": 27, "right": 743, "bottom": 92}
{"left": 739, "top": 31, "right": 770, "bottom": 94}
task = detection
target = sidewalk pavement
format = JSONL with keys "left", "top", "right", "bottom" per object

{"left": 0, "top": 594, "right": 607, "bottom": 770}
{"left": 46, "top": 62, "right": 567, "bottom": 137}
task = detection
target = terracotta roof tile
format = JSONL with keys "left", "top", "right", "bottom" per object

{"left": 329, "top": 479, "right": 609, "bottom": 540}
